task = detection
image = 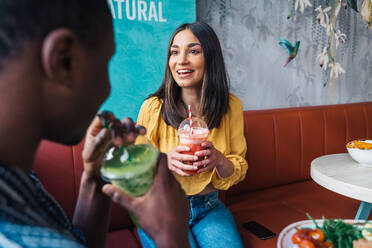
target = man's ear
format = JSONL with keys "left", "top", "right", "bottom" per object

{"left": 41, "top": 28, "right": 80, "bottom": 87}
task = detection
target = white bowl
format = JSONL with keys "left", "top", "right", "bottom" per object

{"left": 347, "top": 139, "right": 372, "bottom": 165}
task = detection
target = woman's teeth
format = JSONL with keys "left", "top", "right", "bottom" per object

{"left": 177, "top": 69, "right": 194, "bottom": 74}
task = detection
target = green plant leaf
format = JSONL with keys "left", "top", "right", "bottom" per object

{"left": 347, "top": 0, "right": 359, "bottom": 12}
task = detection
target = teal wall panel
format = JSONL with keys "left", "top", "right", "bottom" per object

{"left": 101, "top": 0, "right": 196, "bottom": 120}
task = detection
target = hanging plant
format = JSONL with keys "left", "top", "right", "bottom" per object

{"left": 288, "top": 0, "right": 366, "bottom": 96}
{"left": 315, "top": 1, "right": 348, "bottom": 88}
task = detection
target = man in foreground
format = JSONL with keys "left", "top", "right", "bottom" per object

{"left": 0, "top": 0, "right": 189, "bottom": 247}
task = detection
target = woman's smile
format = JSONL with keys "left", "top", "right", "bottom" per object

{"left": 176, "top": 68, "right": 195, "bottom": 78}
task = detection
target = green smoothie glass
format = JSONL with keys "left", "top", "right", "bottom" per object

{"left": 101, "top": 143, "right": 159, "bottom": 197}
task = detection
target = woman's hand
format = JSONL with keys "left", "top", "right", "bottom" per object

{"left": 192, "top": 141, "right": 225, "bottom": 173}
{"left": 167, "top": 146, "right": 198, "bottom": 176}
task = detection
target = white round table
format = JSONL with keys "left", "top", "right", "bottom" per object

{"left": 311, "top": 153, "right": 372, "bottom": 220}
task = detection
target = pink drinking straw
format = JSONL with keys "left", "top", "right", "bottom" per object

{"left": 188, "top": 105, "right": 194, "bottom": 135}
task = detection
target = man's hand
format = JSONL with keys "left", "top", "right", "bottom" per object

{"left": 102, "top": 154, "right": 190, "bottom": 248}
{"left": 74, "top": 112, "right": 147, "bottom": 248}
{"left": 82, "top": 111, "right": 145, "bottom": 180}
{"left": 81, "top": 115, "right": 111, "bottom": 180}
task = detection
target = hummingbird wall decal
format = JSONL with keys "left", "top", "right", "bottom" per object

{"left": 278, "top": 37, "right": 300, "bottom": 67}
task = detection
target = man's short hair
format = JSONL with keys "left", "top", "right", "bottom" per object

{"left": 0, "top": 0, "right": 111, "bottom": 66}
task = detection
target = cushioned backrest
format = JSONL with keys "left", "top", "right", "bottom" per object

{"left": 227, "top": 102, "right": 372, "bottom": 197}
{"left": 33, "top": 139, "right": 133, "bottom": 231}
{"left": 33, "top": 140, "right": 77, "bottom": 220}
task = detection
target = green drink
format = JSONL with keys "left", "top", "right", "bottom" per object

{"left": 101, "top": 143, "right": 159, "bottom": 197}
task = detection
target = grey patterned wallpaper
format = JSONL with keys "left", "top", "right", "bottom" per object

{"left": 196, "top": 0, "right": 372, "bottom": 110}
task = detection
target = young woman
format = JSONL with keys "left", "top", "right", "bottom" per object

{"left": 136, "top": 21, "right": 247, "bottom": 248}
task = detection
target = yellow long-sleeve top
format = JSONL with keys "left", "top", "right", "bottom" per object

{"left": 136, "top": 93, "right": 248, "bottom": 195}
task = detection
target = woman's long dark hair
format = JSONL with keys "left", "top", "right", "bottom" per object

{"left": 150, "top": 21, "right": 230, "bottom": 129}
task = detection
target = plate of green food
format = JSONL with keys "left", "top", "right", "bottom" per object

{"left": 277, "top": 216, "right": 372, "bottom": 248}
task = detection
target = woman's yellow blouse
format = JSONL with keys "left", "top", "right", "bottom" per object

{"left": 136, "top": 94, "right": 248, "bottom": 195}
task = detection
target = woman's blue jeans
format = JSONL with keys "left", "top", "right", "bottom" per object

{"left": 137, "top": 191, "right": 244, "bottom": 248}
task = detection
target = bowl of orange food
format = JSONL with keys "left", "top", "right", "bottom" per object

{"left": 346, "top": 139, "right": 372, "bottom": 165}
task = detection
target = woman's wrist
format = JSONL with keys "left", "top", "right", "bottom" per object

{"left": 215, "top": 152, "right": 228, "bottom": 170}
{"left": 215, "top": 154, "right": 234, "bottom": 178}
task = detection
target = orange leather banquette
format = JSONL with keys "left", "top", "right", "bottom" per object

{"left": 226, "top": 101, "right": 372, "bottom": 247}
{"left": 32, "top": 101, "right": 372, "bottom": 248}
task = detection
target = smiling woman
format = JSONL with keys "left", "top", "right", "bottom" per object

{"left": 134, "top": 22, "right": 247, "bottom": 248}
